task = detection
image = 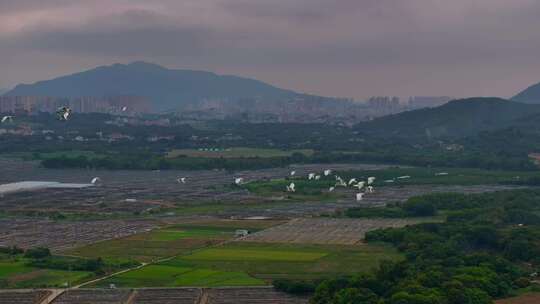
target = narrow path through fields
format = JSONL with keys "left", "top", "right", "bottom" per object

{"left": 72, "top": 233, "right": 242, "bottom": 289}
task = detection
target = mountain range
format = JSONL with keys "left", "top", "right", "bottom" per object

{"left": 356, "top": 97, "right": 540, "bottom": 139}
{"left": 6, "top": 61, "right": 540, "bottom": 127}
{"left": 4, "top": 62, "right": 298, "bottom": 111}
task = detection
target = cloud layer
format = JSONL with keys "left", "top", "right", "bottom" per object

{"left": 1, "top": 0, "right": 540, "bottom": 98}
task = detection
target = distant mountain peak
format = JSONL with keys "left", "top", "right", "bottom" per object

{"left": 4, "top": 62, "right": 298, "bottom": 111}
{"left": 128, "top": 60, "right": 160, "bottom": 66}
{"left": 513, "top": 81, "right": 540, "bottom": 104}
{"left": 125, "top": 61, "right": 167, "bottom": 70}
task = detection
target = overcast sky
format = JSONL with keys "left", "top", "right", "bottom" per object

{"left": 1, "top": 0, "right": 540, "bottom": 99}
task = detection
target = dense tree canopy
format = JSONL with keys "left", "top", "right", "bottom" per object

{"left": 277, "top": 190, "right": 540, "bottom": 303}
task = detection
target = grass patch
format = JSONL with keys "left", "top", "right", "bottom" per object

{"left": 65, "top": 225, "right": 242, "bottom": 263}
{"left": 149, "top": 229, "right": 228, "bottom": 241}
{"left": 0, "top": 261, "right": 33, "bottom": 279}
{"left": 0, "top": 259, "right": 91, "bottom": 288}
{"left": 168, "top": 242, "right": 403, "bottom": 282}
{"left": 183, "top": 248, "right": 328, "bottom": 262}
{"left": 11, "top": 269, "right": 90, "bottom": 288}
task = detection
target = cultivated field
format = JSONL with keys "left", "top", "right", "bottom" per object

{"left": 90, "top": 240, "right": 401, "bottom": 287}
{"left": 166, "top": 147, "right": 314, "bottom": 158}
{"left": 93, "top": 264, "right": 265, "bottom": 288}
{"left": 166, "top": 219, "right": 286, "bottom": 231}
{"left": 0, "top": 290, "right": 51, "bottom": 304}
{"left": 0, "top": 159, "right": 398, "bottom": 217}
{"left": 0, "top": 258, "right": 90, "bottom": 288}
{"left": 39, "top": 287, "right": 308, "bottom": 304}
{"left": 178, "top": 242, "right": 402, "bottom": 281}
{"left": 51, "top": 289, "right": 132, "bottom": 304}
{"left": 241, "top": 217, "right": 432, "bottom": 245}
{"left": 66, "top": 219, "right": 282, "bottom": 263}
{"left": 66, "top": 227, "right": 229, "bottom": 263}
{"left": 0, "top": 159, "right": 525, "bottom": 218}
{"left": 0, "top": 219, "right": 156, "bottom": 252}
{"left": 130, "top": 288, "right": 201, "bottom": 304}
{"left": 206, "top": 287, "right": 309, "bottom": 304}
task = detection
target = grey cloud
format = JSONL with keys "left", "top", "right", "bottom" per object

{"left": 2, "top": 0, "right": 540, "bottom": 98}
{"left": 0, "top": 0, "right": 73, "bottom": 13}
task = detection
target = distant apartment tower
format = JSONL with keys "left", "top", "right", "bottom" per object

{"left": 367, "top": 96, "right": 400, "bottom": 108}
{"left": 408, "top": 96, "right": 453, "bottom": 109}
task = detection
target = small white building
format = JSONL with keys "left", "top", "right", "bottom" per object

{"left": 235, "top": 229, "right": 250, "bottom": 237}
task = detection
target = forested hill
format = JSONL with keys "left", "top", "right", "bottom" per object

{"left": 355, "top": 97, "right": 540, "bottom": 139}
{"left": 5, "top": 61, "right": 298, "bottom": 111}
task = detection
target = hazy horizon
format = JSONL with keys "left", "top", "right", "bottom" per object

{"left": 2, "top": 0, "right": 540, "bottom": 99}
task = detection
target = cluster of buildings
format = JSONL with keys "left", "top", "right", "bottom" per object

{"left": 366, "top": 96, "right": 403, "bottom": 115}
{"left": 407, "top": 96, "right": 454, "bottom": 109}
{"left": 367, "top": 96, "right": 401, "bottom": 108}
{"left": 362, "top": 96, "right": 454, "bottom": 114}
{"left": 180, "top": 95, "right": 369, "bottom": 124}
{"left": 0, "top": 93, "right": 456, "bottom": 124}
{"left": 177, "top": 95, "right": 456, "bottom": 124}
{"left": 365, "top": 96, "right": 454, "bottom": 110}
{"left": 0, "top": 96, "right": 152, "bottom": 115}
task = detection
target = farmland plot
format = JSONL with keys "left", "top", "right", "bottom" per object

{"left": 206, "top": 287, "right": 309, "bottom": 304}
{"left": 0, "top": 290, "right": 50, "bottom": 304}
{"left": 0, "top": 219, "right": 156, "bottom": 252}
{"left": 241, "top": 218, "right": 430, "bottom": 245}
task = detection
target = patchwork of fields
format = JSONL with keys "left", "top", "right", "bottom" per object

{"left": 241, "top": 217, "right": 433, "bottom": 245}
{"left": 93, "top": 240, "right": 402, "bottom": 287}
{"left": 66, "top": 219, "right": 280, "bottom": 263}
{"left": 2, "top": 158, "right": 538, "bottom": 300}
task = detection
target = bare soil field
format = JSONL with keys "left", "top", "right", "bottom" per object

{"left": 0, "top": 290, "right": 50, "bottom": 304}
{"left": 0, "top": 218, "right": 157, "bottom": 252}
{"left": 51, "top": 289, "right": 132, "bottom": 304}
{"left": 38, "top": 287, "right": 307, "bottom": 304}
{"left": 241, "top": 218, "right": 431, "bottom": 245}
{"left": 340, "top": 184, "right": 527, "bottom": 208}
{"left": 206, "top": 287, "right": 308, "bottom": 304}
{"left": 131, "top": 288, "right": 201, "bottom": 304}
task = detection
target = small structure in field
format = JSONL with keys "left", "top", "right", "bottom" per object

{"left": 235, "top": 229, "right": 250, "bottom": 238}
